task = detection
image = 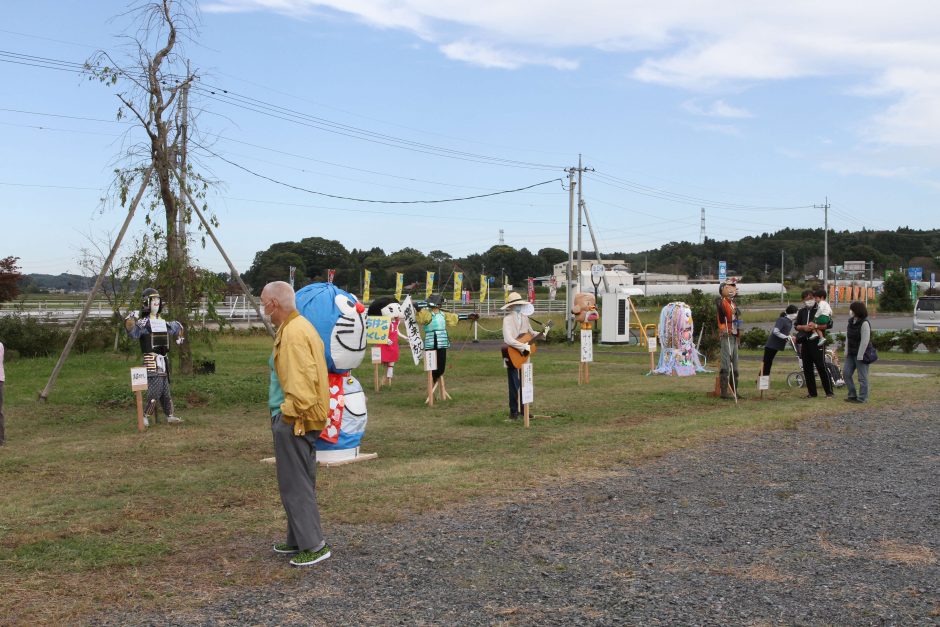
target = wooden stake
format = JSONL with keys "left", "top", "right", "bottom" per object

{"left": 759, "top": 363, "right": 764, "bottom": 400}
{"left": 135, "top": 390, "right": 145, "bottom": 432}
{"left": 373, "top": 363, "right": 380, "bottom": 392}
{"left": 523, "top": 402, "right": 530, "bottom": 429}
{"left": 426, "top": 372, "right": 434, "bottom": 406}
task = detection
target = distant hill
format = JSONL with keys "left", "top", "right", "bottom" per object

{"left": 21, "top": 273, "right": 97, "bottom": 293}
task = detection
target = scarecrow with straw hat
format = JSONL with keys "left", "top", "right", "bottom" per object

{"left": 501, "top": 291, "right": 551, "bottom": 420}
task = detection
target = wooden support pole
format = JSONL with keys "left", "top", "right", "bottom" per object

{"left": 40, "top": 167, "right": 154, "bottom": 401}
{"left": 174, "top": 170, "right": 275, "bottom": 338}
{"left": 374, "top": 363, "right": 380, "bottom": 392}
{"left": 426, "top": 372, "right": 434, "bottom": 406}
{"left": 135, "top": 390, "right": 145, "bottom": 432}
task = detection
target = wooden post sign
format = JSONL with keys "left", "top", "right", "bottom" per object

{"left": 130, "top": 367, "right": 148, "bottom": 432}
{"left": 424, "top": 349, "right": 438, "bottom": 406}
{"left": 400, "top": 296, "right": 425, "bottom": 366}
{"left": 758, "top": 374, "right": 770, "bottom": 399}
{"left": 371, "top": 347, "right": 382, "bottom": 392}
{"left": 521, "top": 363, "right": 534, "bottom": 428}
{"left": 579, "top": 328, "right": 593, "bottom": 384}
{"left": 647, "top": 335, "right": 657, "bottom": 373}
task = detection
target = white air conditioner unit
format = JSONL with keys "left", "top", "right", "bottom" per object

{"left": 600, "top": 293, "right": 632, "bottom": 343}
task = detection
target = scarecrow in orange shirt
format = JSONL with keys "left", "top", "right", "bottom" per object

{"left": 715, "top": 278, "right": 744, "bottom": 399}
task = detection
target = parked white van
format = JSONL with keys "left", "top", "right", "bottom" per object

{"left": 913, "top": 296, "right": 940, "bottom": 332}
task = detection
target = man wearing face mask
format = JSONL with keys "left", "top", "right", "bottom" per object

{"left": 794, "top": 289, "right": 834, "bottom": 398}
{"left": 501, "top": 291, "right": 549, "bottom": 420}
{"left": 762, "top": 304, "right": 799, "bottom": 377}
{"left": 125, "top": 287, "right": 185, "bottom": 425}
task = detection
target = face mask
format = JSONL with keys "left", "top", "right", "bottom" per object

{"left": 804, "top": 300, "right": 814, "bottom": 308}
{"left": 787, "top": 313, "right": 797, "bottom": 321}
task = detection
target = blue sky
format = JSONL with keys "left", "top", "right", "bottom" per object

{"left": 3, "top": 0, "right": 940, "bottom": 276}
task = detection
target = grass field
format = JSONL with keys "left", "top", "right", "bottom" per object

{"left": 1, "top": 330, "right": 937, "bottom": 623}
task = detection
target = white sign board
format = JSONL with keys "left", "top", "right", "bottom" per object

{"left": 371, "top": 347, "right": 382, "bottom": 364}
{"left": 758, "top": 375, "right": 771, "bottom": 390}
{"left": 844, "top": 260, "right": 866, "bottom": 273}
{"left": 130, "top": 367, "right": 148, "bottom": 392}
{"left": 424, "top": 349, "right": 437, "bottom": 372}
{"left": 647, "top": 336, "right": 657, "bottom": 353}
{"left": 580, "top": 329, "right": 593, "bottom": 362}
{"left": 521, "top": 363, "right": 534, "bottom": 405}
{"left": 400, "top": 296, "right": 425, "bottom": 365}
{"left": 718, "top": 260, "right": 727, "bottom": 281}
{"left": 591, "top": 264, "right": 605, "bottom": 279}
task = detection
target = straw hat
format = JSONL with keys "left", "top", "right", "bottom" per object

{"left": 501, "top": 291, "right": 528, "bottom": 310}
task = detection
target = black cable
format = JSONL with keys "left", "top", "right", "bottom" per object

{"left": 195, "top": 142, "right": 563, "bottom": 204}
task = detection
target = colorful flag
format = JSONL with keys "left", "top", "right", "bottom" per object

{"left": 425, "top": 271, "right": 435, "bottom": 299}
{"left": 480, "top": 275, "right": 488, "bottom": 303}
{"left": 363, "top": 269, "right": 371, "bottom": 303}
{"left": 548, "top": 276, "right": 557, "bottom": 301}
{"left": 527, "top": 277, "right": 535, "bottom": 303}
{"left": 327, "top": 269, "right": 336, "bottom": 284}
{"left": 453, "top": 272, "right": 463, "bottom": 302}
{"left": 504, "top": 283, "right": 510, "bottom": 303}
{"left": 395, "top": 272, "right": 404, "bottom": 301}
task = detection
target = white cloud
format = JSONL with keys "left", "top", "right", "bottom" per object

{"left": 682, "top": 99, "right": 752, "bottom": 119}
{"left": 203, "top": 1, "right": 940, "bottom": 148}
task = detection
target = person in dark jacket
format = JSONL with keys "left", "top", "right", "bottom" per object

{"left": 843, "top": 301, "right": 872, "bottom": 403}
{"left": 793, "top": 289, "right": 834, "bottom": 398}
{"left": 762, "top": 304, "right": 798, "bottom": 376}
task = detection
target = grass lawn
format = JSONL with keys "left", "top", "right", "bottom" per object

{"left": 1, "top": 331, "right": 937, "bottom": 623}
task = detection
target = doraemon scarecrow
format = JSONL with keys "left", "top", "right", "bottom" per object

{"left": 125, "top": 287, "right": 185, "bottom": 426}
{"left": 367, "top": 296, "right": 408, "bottom": 387}
{"left": 654, "top": 302, "right": 705, "bottom": 376}
{"left": 295, "top": 282, "right": 369, "bottom": 462}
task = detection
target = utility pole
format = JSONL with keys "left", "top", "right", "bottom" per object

{"left": 177, "top": 61, "right": 190, "bottom": 268}
{"left": 815, "top": 197, "right": 830, "bottom": 291}
{"left": 566, "top": 157, "right": 594, "bottom": 341}
{"left": 699, "top": 207, "right": 706, "bottom": 244}
{"left": 781, "top": 250, "right": 785, "bottom": 304}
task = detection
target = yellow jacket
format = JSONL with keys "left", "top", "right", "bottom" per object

{"left": 273, "top": 311, "right": 330, "bottom": 435}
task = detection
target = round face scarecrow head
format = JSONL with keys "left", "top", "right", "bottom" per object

{"left": 296, "top": 282, "right": 367, "bottom": 373}
{"left": 719, "top": 280, "right": 738, "bottom": 299}
{"left": 367, "top": 296, "right": 403, "bottom": 319}
{"left": 571, "top": 292, "right": 599, "bottom": 323}
{"left": 427, "top": 294, "right": 443, "bottom": 310}
{"left": 140, "top": 287, "right": 162, "bottom": 316}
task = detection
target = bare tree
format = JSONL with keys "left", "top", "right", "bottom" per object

{"left": 86, "top": 0, "right": 211, "bottom": 374}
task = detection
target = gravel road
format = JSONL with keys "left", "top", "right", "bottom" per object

{"left": 99, "top": 402, "right": 940, "bottom": 626}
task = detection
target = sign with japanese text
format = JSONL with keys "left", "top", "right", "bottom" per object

{"left": 425, "top": 271, "right": 435, "bottom": 299}
{"left": 527, "top": 277, "right": 535, "bottom": 302}
{"left": 365, "top": 315, "right": 391, "bottom": 345}
{"left": 400, "top": 296, "right": 424, "bottom": 365}
{"left": 395, "top": 272, "right": 404, "bottom": 301}
{"left": 521, "top": 363, "right": 534, "bottom": 404}
{"left": 130, "top": 367, "right": 148, "bottom": 392}
{"left": 363, "top": 269, "right": 371, "bottom": 303}
{"left": 480, "top": 275, "right": 488, "bottom": 303}
{"left": 453, "top": 272, "right": 463, "bottom": 302}
{"left": 424, "top": 349, "right": 437, "bottom": 372}
{"left": 580, "top": 329, "right": 593, "bottom": 362}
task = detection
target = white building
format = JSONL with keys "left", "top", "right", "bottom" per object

{"left": 552, "top": 259, "right": 634, "bottom": 291}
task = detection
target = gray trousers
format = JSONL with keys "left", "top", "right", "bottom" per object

{"left": 146, "top": 374, "right": 174, "bottom": 417}
{"left": 272, "top": 414, "right": 325, "bottom": 552}
{"left": 843, "top": 355, "right": 870, "bottom": 402}
{"left": 719, "top": 333, "right": 740, "bottom": 376}
{"left": 0, "top": 380, "right": 5, "bottom": 445}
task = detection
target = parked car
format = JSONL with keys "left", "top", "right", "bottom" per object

{"left": 913, "top": 295, "right": 940, "bottom": 332}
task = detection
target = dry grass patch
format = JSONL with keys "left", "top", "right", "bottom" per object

{"left": 817, "top": 531, "right": 860, "bottom": 558}
{"left": 872, "top": 539, "right": 937, "bottom": 565}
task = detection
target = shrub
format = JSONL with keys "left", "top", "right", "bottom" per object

{"left": 921, "top": 332, "right": 940, "bottom": 353}
{"left": 879, "top": 272, "right": 913, "bottom": 312}
{"left": 0, "top": 314, "right": 67, "bottom": 357}
{"left": 896, "top": 330, "right": 921, "bottom": 353}
{"left": 869, "top": 330, "right": 897, "bottom": 352}
{"left": 686, "top": 289, "right": 719, "bottom": 360}
{"left": 740, "top": 326, "right": 768, "bottom": 349}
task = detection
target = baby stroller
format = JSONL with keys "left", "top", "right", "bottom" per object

{"left": 786, "top": 336, "right": 845, "bottom": 389}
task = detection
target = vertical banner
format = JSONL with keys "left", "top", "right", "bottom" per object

{"left": 395, "top": 272, "right": 404, "bottom": 301}
{"left": 549, "top": 276, "right": 557, "bottom": 301}
{"left": 327, "top": 269, "right": 336, "bottom": 284}
{"left": 363, "top": 269, "right": 371, "bottom": 303}
{"left": 527, "top": 277, "right": 535, "bottom": 303}
{"left": 425, "top": 271, "right": 435, "bottom": 299}
{"left": 480, "top": 275, "right": 488, "bottom": 303}
{"left": 400, "top": 296, "right": 425, "bottom": 365}
{"left": 463, "top": 290, "right": 470, "bottom": 304}
{"left": 718, "top": 260, "right": 727, "bottom": 281}
{"left": 521, "top": 363, "right": 534, "bottom": 405}
{"left": 504, "top": 283, "right": 510, "bottom": 303}
{"left": 453, "top": 272, "right": 463, "bottom": 302}
{"left": 580, "top": 329, "right": 593, "bottom": 362}
{"left": 289, "top": 265, "right": 296, "bottom": 289}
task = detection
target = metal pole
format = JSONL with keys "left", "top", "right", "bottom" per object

{"left": 580, "top": 200, "right": 609, "bottom": 292}
{"left": 40, "top": 167, "right": 154, "bottom": 401}
{"left": 576, "top": 155, "right": 583, "bottom": 299}
{"left": 781, "top": 249, "right": 785, "bottom": 304}
{"left": 174, "top": 170, "right": 275, "bottom": 338}
{"left": 566, "top": 167, "right": 576, "bottom": 341}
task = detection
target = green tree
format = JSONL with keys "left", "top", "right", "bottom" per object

{"left": 879, "top": 271, "right": 913, "bottom": 312}
{"left": 0, "top": 256, "right": 22, "bottom": 302}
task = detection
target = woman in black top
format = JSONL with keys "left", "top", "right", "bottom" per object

{"left": 843, "top": 301, "right": 872, "bottom": 403}
{"left": 762, "top": 304, "right": 798, "bottom": 376}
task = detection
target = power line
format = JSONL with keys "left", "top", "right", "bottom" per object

{"left": 196, "top": 142, "right": 563, "bottom": 204}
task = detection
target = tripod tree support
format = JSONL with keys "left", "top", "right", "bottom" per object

{"left": 174, "top": 169, "right": 275, "bottom": 338}
{"left": 40, "top": 167, "right": 154, "bottom": 402}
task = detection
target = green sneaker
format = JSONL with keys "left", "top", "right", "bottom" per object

{"left": 272, "top": 542, "right": 299, "bottom": 555}
{"left": 289, "top": 544, "right": 331, "bottom": 567}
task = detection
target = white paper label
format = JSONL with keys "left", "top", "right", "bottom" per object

{"left": 647, "top": 336, "right": 657, "bottom": 352}
{"left": 521, "top": 363, "right": 534, "bottom": 404}
{"left": 371, "top": 347, "right": 382, "bottom": 364}
{"left": 758, "top": 375, "right": 771, "bottom": 390}
{"left": 130, "top": 367, "right": 148, "bottom": 391}
{"left": 580, "top": 329, "right": 593, "bottom": 362}
{"left": 424, "top": 350, "right": 437, "bottom": 372}
{"left": 149, "top": 318, "right": 167, "bottom": 333}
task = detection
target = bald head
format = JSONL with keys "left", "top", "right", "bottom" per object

{"left": 261, "top": 281, "right": 296, "bottom": 326}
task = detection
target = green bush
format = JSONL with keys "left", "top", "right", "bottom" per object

{"left": 879, "top": 272, "right": 913, "bottom": 312}
{"left": 0, "top": 314, "right": 67, "bottom": 357}
{"left": 896, "top": 330, "right": 921, "bottom": 353}
{"left": 740, "top": 326, "right": 768, "bottom": 349}
{"left": 686, "top": 289, "right": 720, "bottom": 360}
{"left": 870, "top": 330, "right": 897, "bottom": 352}
{"left": 921, "top": 332, "right": 940, "bottom": 353}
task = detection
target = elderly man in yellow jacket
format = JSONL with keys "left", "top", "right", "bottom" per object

{"left": 262, "top": 281, "right": 332, "bottom": 567}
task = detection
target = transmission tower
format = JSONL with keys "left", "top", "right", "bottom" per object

{"left": 499, "top": 229, "right": 505, "bottom": 245}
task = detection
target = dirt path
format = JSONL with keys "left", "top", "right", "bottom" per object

{"left": 97, "top": 403, "right": 940, "bottom": 626}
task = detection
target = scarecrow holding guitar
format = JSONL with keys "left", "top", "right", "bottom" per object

{"left": 501, "top": 291, "right": 552, "bottom": 420}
